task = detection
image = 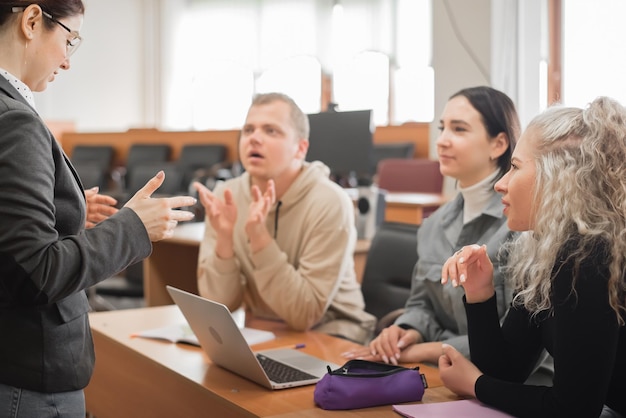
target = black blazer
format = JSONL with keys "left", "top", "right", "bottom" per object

{"left": 0, "top": 76, "right": 151, "bottom": 392}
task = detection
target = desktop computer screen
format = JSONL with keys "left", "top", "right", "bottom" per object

{"left": 306, "top": 109, "right": 374, "bottom": 185}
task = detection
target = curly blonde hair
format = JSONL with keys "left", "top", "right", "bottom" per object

{"left": 504, "top": 97, "right": 626, "bottom": 324}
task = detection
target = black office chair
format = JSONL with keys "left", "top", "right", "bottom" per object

{"left": 360, "top": 221, "right": 419, "bottom": 334}
{"left": 126, "top": 163, "right": 183, "bottom": 196}
{"left": 116, "top": 161, "right": 181, "bottom": 206}
{"left": 94, "top": 262, "right": 144, "bottom": 298}
{"left": 176, "top": 144, "right": 228, "bottom": 194}
{"left": 122, "top": 144, "right": 171, "bottom": 187}
{"left": 73, "top": 162, "right": 107, "bottom": 190}
{"left": 109, "top": 144, "right": 172, "bottom": 204}
{"left": 70, "top": 145, "right": 115, "bottom": 190}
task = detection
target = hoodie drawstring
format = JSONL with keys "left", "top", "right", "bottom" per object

{"left": 273, "top": 201, "right": 282, "bottom": 239}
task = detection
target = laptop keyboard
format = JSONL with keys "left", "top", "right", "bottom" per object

{"left": 256, "top": 354, "right": 318, "bottom": 383}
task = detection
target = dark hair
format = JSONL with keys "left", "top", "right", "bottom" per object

{"left": 0, "top": 1, "right": 85, "bottom": 28}
{"left": 450, "top": 86, "right": 520, "bottom": 175}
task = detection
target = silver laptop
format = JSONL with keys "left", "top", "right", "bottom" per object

{"left": 166, "top": 286, "right": 338, "bottom": 389}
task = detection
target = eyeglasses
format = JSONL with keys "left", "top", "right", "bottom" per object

{"left": 11, "top": 6, "right": 82, "bottom": 56}
{"left": 41, "top": 11, "right": 82, "bottom": 56}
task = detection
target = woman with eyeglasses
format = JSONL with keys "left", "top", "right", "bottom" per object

{"left": 0, "top": 2, "right": 196, "bottom": 416}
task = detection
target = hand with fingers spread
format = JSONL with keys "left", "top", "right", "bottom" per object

{"left": 342, "top": 325, "right": 422, "bottom": 365}
{"left": 245, "top": 180, "right": 276, "bottom": 253}
{"left": 441, "top": 244, "right": 496, "bottom": 303}
{"left": 194, "top": 181, "right": 238, "bottom": 259}
{"left": 439, "top": 343, "right": 482, "bottom": 398}
{"left": 194, "top": 181, "right": 238, "bottom": 235}
{"left": 84, "top": 186, "right": 118, "bottom": 228}
{"left": 124, "top": 171, "right": 196, "bottom": 241}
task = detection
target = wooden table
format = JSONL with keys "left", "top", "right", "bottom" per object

{"left": 85, "top": 305, "right": 459, "bottom": 417}
{"left": 143, "top": 222, "right": 371, "bottom": 307}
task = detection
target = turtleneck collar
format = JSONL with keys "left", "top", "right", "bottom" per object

{"left": 459, "top": 169, "right": 501, "bottom": 224}
{"left": 0, "top": 67, "right": 36, "bottom": 109}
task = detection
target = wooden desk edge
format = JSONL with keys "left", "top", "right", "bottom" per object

{"left": 86, "top": 306, "right": 456, "bottom": 417}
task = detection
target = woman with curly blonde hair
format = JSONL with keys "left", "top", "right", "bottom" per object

{"left": 440, "top": 96, "right": 626, "bottom": 418}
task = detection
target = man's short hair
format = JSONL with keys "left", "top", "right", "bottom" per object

{"left": 251, "top": 93, "right": 310, "bottom": 140}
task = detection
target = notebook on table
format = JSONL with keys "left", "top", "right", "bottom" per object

{"left": 131, "top": 320, "right": 276, "bottom": 347}
{"left": 166, "top": 285, "right": 338, "bottom": 389}
{"left": 393, "top": 399, "right": 514, "bottom": 417}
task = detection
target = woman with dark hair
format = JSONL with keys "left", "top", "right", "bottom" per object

{"left": 0, "top": 2, "right": 195, "bottom": 416}
{"left": 344, "top": 86, "right": 528, "bottom": 365}
{"left": 441, "top": 96, "right": 626, "bottom": 417}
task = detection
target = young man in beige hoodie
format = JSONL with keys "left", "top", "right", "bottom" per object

{"left": 194, "top": 92, "right": 375, "bottom": 344}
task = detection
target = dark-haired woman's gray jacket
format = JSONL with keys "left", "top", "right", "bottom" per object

{"left": 0, "top": 77, "right": 151, "bottom": 392}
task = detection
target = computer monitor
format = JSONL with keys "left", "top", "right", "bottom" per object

{"left": 306, "top": 109, "right": 374, "bottom": 185}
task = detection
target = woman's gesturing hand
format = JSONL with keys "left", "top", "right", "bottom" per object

{"left": 441, "top": 244, "right": 495, "bottom": 303}
{"left": 84, "top": 187, "right": 118, "bottom": 228}
{"left": 125, "top": 171, "right": 196, "bottom": 241}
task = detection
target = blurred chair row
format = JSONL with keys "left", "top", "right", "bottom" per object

{"left": 71, "top": 143, "right": 229, "bottom": 204}
{"left": 75, "top": 143, "right": 229, "bottom": 308}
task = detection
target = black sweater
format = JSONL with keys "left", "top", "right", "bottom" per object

{"left": 465, "top": 245, "right": 625, "bottom": 417}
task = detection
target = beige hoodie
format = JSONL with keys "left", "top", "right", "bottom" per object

{"left": 197, "top": 161, "right": 375, "bottom": 343}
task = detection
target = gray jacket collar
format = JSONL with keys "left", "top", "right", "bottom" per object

{"left": 441, "top": 188, "right": 505, "bottom": 226}
{"left": 0, "top": 76, "right": 34, "bottom": 111}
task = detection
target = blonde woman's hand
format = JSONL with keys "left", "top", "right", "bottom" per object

{"left": 439, "top": 343, "right": 481, "bottom": 398}
{"left": 441, "top": 244, "right": 495, "bottom": 303}
{"left": 124, "top": 171, "right": 196, "bottom": 241}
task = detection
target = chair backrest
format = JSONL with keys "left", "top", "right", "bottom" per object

{"left": 371, "top": 142, "right": 415, "bottom": 175}
{"left": 71, "top": 145, "right": 114, "bottom": 169}
{"left": 376, "top": 158, "right": 443, "bottom": 194}
{"left": 70, "top": 145, "right": 115, "bottom": 190}
{"left": 73, "top": 162, "right": 106, "bottom": 189}
{"left": 126, "top": 144, "right": 171, "bottom": 172}
{"left": 361, "top": 221, "right": 419, "bottom": 322}
{"left": 177, "top": 144, "right": 228, "bottom": 192}
{"left": 125, "top": 162, "right": 183, "bottom": 197}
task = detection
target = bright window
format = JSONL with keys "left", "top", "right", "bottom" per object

{"left": 562, "top": 0, "right": 626, "bottom": 107}
{"left": 333, "top": 51, "right": 390, "bottom": 125}
{"left": 166, "top": 0, "right": 433, "bottom": 130}
{"left": 256, "top": 56, "right": 322, "bottom": 114}
{"left": 189, "top": 61, "right": 254, "bottom": 130}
